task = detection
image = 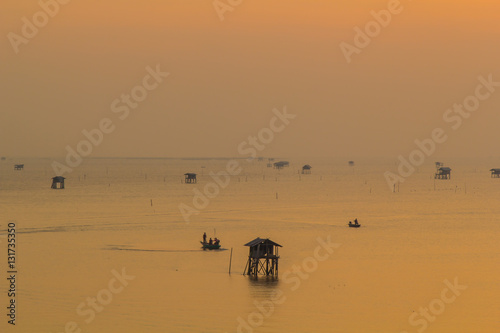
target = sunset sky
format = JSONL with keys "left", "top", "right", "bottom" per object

{"left": 1, "top": 0, "right": 499, "bottom": 159}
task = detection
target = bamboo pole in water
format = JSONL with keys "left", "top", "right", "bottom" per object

{"left": 228, "top": 248, "right": 233, "bottom": 275}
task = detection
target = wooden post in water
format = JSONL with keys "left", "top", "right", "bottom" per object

{"left": 228, "top": 247, "right": 233, "bottom": 275}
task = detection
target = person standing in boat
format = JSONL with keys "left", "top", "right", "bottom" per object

{"left": 354, "top": 219, "right": 359, "bottom": 225}
{"left": 209, "top": 238, "right": 213, "bottom": 245}
{"left": 203, "top": 232, "right": 207, "bottom": 244}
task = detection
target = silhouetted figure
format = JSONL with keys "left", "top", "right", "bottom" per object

{"left": 349, "top": 221, "right": 353, "bottom": 226}
{"left": 203, "top": 232, "right": 207, "bottom": 243}
{"left": 354, "top": 219, "right": 359, "bottom": 225}
{"left": 209, "top": 238, "right": 213, "bottom": 245}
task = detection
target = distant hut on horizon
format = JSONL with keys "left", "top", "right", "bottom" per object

{"left": 273, "top": 161, "right": 289, "bottom": 170}
{"left": 302, "top": 164, "right": 312, "bottom": 174}
{"left": 184, "top": 173, "right": 197, "bottom": 184}
{"left": 51, "top": 176, "right": 65, "bottom": 189}
{"left": 243, "top": 238, "right": 281, "bottom": 277}
{"left": 348, "top": 161, "right": 355, "bottom": 167}
{"left": 14, "top": 164, "right": 24, "bottom": 170}
{"left": 490, "top": 169, "right": 500, "bottom": 178}
{"left": 435, "top": 167, "right": 451, "bottom": 180}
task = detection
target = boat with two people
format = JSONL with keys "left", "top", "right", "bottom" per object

{"left": 348, "top": 218, "right": 361, "bottom": 228}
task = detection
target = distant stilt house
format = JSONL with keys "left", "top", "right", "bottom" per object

{"left": 243, "top": 238, "right": 281, "bottom": 277}
{"left": 14, "top": 164, "right": 24, "bottom": 170}
{"left": 257, "top": 157, "right": 264, "bottom": 162}
{"left": 184, "top": 173, "right": 197, "bottom": 184}
{"left": 51, "top": 176, "right": 65, "bottom": 189}
{"left": 1, "top": 157, "right": 6, "bottom": 161}
{"left": 302, "top": 164, "right": 312, "bottom": 174}
{"left": 435, "top": 167, "right": 451, "bottom": 180}
{"left": 274, "top": 162, "right": 284, "bottom": 170}
{"left": 490, "top": 169, "right": 500, "bottom": 178}
{"left": 273, "top": 161, "right": 289, "bottom": 169}
{"left": 348, "top": 161, "right": 355, "bottom": 167}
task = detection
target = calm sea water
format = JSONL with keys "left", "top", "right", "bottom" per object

{"left": 1, "top": 157, "right": 499, "bottom": 332}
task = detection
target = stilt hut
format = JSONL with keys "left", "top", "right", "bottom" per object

{"left": 302, "top": 164, "right": 312, "bottom": 174}
{"left": 435, "top": 167, "right": 451, "bottom": 180}
{"left": 184, "top": 173, "right": 197, "bottom": 184}
{"left": 14, "top": 164, "right": 24, "bottom": 170}
{"left": 274, "top": 162, "right": 284, "bottom": 169}
{"left": 51, "top": 176, "right": 65, "bottom": 189}
{"left": 243, "top": 238, "right": 281, "bottom": 277}
{"left": 273, "top": 161, "right": 289, "bottom": 169}
{"left": 490, "top": 169, "right": 500, "bottom": 178}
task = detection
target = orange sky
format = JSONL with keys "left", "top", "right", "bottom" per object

{"left": 1, "top": 0, "right": 499, "bottom": 159}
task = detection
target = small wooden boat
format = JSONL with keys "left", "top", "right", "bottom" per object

{"left": 348, "top": 223, "right": 361, "bottom": 228}
{"left": 200, "top": 241, "right": 221, "bottom": 250}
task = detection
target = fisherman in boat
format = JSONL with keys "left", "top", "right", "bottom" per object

{"left": 354, "top": 218, "right": 359, "bottom": 225}
{"left": 349, "top": 221, "right": 353, "bottom": 226}
{"left": 214, "top": 238, "right": 220, "bottom": 245}
{"left": 209, "top": 238, "right": 213, "bottom": 245}
{"left": 203, "top": 232, "right": 207, "bottom": 244}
